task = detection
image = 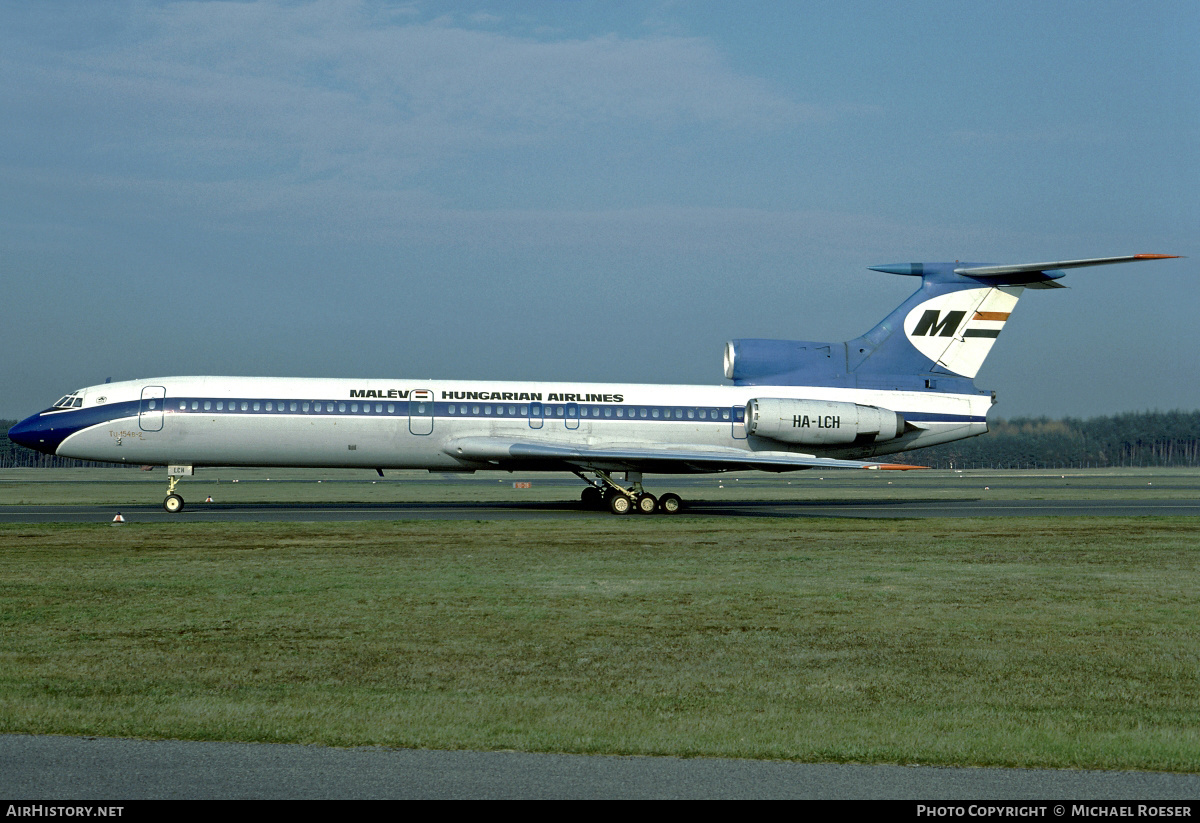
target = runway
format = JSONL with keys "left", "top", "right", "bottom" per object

{"left": 2, "top": 497, "right": 1199, "bottom": 523}
{"left": 3, "top": 734, "right": 1198, "bottom": 800}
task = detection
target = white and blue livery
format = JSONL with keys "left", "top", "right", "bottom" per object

{"left": 9, "top": 254, "right": 1179, "bottom": 513}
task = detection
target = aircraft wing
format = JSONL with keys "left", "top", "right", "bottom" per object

{"left": 442, "top": 437, "right": 926, "bottom": 473}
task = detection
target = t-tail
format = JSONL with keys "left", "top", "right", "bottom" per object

{"left": 724, "top": 254, "right": 1181, "bottom": 393}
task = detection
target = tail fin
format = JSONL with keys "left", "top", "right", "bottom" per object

{"left": 726, "top": 255, "right": 1180, "bottom": 390}
{"left": 854, "top": 255, "right": 1180, "bottom": 383}
{"left": 849, "top": 263, "right": 1038, "bottom": 382}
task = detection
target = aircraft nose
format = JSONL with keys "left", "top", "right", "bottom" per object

{"left": 7, "top": 413, "right": 59, "bottom": 455}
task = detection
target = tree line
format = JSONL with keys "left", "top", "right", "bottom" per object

{"left": 3, "top": 410, "right": 1199, "bottom": 470}
{"left": 892, "top": 410, "right": 1200, "bottom": 469}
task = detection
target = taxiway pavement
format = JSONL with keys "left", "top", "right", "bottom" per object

{"left": 3, "top": 734, "right": 1198, "bottom": 800}
{"left": 2, "top": 497, "right": 1199, "bottom": 523}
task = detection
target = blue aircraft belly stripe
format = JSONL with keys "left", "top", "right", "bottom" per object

{"left": 6, "top": 401, "right": 142, "bottom": 453}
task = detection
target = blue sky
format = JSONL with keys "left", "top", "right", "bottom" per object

{"left": 2, "top": 0, "right": 1196, "bottom": 419}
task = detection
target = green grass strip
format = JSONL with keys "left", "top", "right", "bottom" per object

{"left": 1, "top": 517, "right": 1197, "bottom": 771}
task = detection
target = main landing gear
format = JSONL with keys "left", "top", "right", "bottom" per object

{"left": 575, "top": 470, "right": 684, "bottom": 515}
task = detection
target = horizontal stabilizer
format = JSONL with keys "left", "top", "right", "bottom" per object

{"left": 954, "top": 254, "right": 1180, "bottom": 277}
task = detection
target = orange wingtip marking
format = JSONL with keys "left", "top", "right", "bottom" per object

{"left": 973, "top": 311, "right": 1010, "bottom": 321}
{"left": 1134, "top": 254, "right": 1181, "bottom": 259}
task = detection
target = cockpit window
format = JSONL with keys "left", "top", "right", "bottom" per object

{"left": 53, "top": 393, "right": 83, "bottom": 409}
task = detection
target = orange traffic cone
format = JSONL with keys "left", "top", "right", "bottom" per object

{"left": 112, "top": 512, "right": 126, "bottom": 524}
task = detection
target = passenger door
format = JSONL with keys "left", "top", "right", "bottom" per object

{"left": 138, "top": 386, "right": 166, "bottom": 432}
{"left": 408, "top": 389, "right": 434, "bottom": 435}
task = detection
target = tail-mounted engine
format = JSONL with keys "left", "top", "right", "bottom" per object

{"left": 745, "top": 398, "right": 906, "bottom": 446}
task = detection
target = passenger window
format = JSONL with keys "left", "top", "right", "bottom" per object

{"left": 604, "top": 408, "right": 612, "bottom": 417}
{"left": 376, "top": 404, "right": 383, "bottom": 413}
{"left": 193, "top": 401, "right": 200, "bottom": 410}
{"left": 484, "top": 405, "right": 492, "bottom": 415}
{"left": 147, "top": 400, "right": 157, "bottom": 410}
{"left": 179, "top": 402, "right": 187, "bottom": 410}
{"left": 215, "top": 402, "right": 222, "bottom": 410}
{"left": 338, "top": 403, "right": 346, "bottom": 413}
{"left": 204, "top": 401, "right": 212, "bottom": 410}
{"left": 351, "top": 403, "right": 358, "bottom": 412}
{"left": 303, "top": 402, "right": 310, "bottom": 412}
{"left": 387, "top": 404, "right": 395, "bottom": 414}
{"left": 651, "top": 408, "right": 659, "bottom": 418}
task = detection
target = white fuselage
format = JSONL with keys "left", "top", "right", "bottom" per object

{"left": 48, "top": 375, "right": 989, "bottom": 471}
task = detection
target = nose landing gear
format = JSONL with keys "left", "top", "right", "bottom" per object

{"left": 162, "top": 465, "right": 193, "bottom": 513}
{"left": 164, "top": 476, "right": 185, "bottom": 513}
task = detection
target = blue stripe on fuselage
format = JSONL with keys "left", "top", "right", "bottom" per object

{"left": 7, "top": 397, "right": 985, "bottom": 457}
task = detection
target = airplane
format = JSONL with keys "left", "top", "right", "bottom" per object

{"left": 7, "top": 254, "right": 1179, "bottom": 515}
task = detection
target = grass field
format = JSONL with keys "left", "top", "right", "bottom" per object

{"left": 2, "top": 513, "right": 1198, "bottom": 771}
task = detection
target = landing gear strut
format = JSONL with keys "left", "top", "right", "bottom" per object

{"left": 164, "top": 475, "right": 185, "bottom": 513}
{"left": 163, "top": 465, "right": 193, "bottom": 513}
{"left": 574, "top": 470, "right": 684, "bottom": 515}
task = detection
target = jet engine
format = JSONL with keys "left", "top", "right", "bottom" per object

{"left": 745, "top": 398, "right": 906, "bottom": 446}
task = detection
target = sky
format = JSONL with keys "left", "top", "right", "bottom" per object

{"left": 1, "top": 0, "right": 1196, "bottom": 420}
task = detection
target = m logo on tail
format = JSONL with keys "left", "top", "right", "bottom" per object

{"left": 911, "top": 310, "right": 966, "bottom": 337}
{"left": 903, "top": 287, "right": 1023, "bottom": 378}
